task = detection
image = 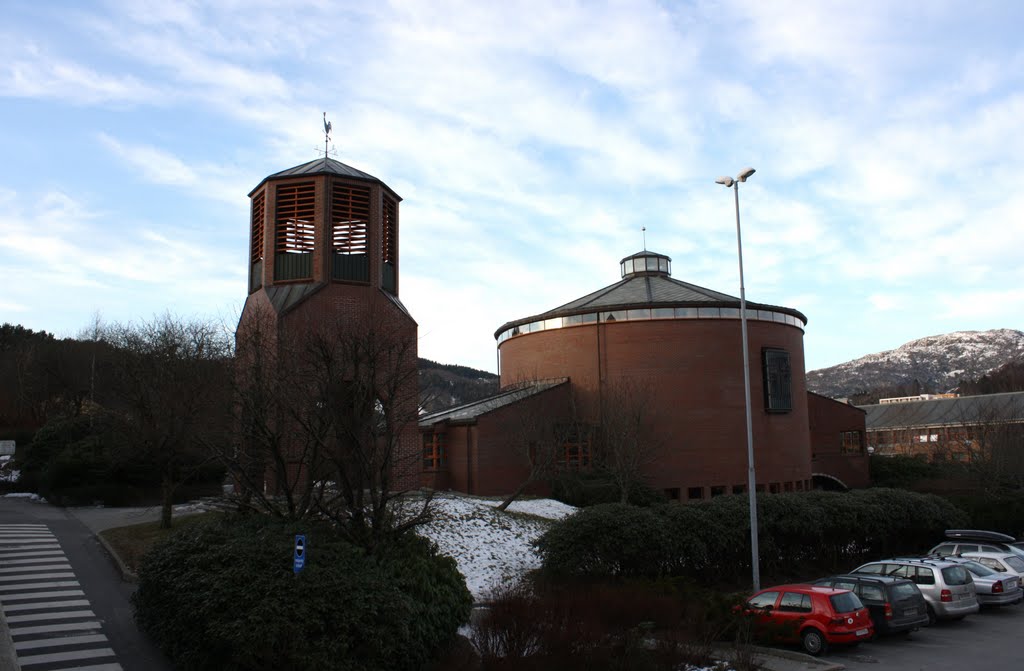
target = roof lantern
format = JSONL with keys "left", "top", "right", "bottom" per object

{"left": 620, "top": 250, "right": 671, "bottom": 279}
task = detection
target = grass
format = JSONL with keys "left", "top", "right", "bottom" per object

{"left": 100, "top": 512, "right": 216, "bottom": 574}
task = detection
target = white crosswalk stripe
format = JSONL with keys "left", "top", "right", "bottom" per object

{"left": 0, "top": 524, "right": 124, "bottom": 670}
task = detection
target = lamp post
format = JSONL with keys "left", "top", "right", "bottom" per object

{"left": 715, "top": 167, "right": 760, "bottom": 591}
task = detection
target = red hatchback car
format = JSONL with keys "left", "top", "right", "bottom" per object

{"left": 741, "top": 584, "right": 875, "bottom": 656}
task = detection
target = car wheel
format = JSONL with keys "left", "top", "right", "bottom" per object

{"left": 801, "top": 629, "right": 827, "bottom": 656}
{"left": 925, "top": 604, "right": 937, "bottom": 626}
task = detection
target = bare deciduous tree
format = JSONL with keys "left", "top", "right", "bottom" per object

{"left": 597, "top": 379, "right": 663, "bottom": 504}
{"left": 231, "top": 306, "right": 428, "bottom": 550}
{"left": 102, "top": 314, "right": 232, "bottom": 528}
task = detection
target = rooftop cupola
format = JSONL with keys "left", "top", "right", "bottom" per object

{"left": 620, "top": 250, "right": 671, "bottom": 279}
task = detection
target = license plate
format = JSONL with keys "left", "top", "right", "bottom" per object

{"left": 856, "top": 628, "right": 869, "bottom": 637}
{"left": 904, "top": 608, "right": 917, "bottom": 616}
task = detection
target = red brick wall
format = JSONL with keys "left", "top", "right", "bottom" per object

{"left": 807, "top": 391, "right": 870, "bottom": 488}
{"left": 497, "top": 318, "right": 812, "bottom": 497}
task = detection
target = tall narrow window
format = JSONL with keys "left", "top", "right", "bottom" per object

{"left": 382, "top": 195, "right": 397, "bottom": 294}
{"left": 558, "top": 424, "right": 592, "bottom": 469}
{"left": 423, "top": 432, "right": 446, "bottom": 470}
{"left": 274, "top": 181, "right": 316, "bottom": 281}
{"left": 331, "top": 183, "right": 370, "bottom": 282}
{"left": 762, "top": 348, "right": 792, "bottom": 412}
{"left": 249, "top": 190, "right": 265, "bottom": 292}
{"left": 841, "top": 430, "right": 862, "bottom": 454}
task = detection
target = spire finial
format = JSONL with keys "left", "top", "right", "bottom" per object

{"left": 323, "top": 112, "right": 332, "bottom": 158}
{"left": 642, "top": 226, "right": 647, "bottom": 251}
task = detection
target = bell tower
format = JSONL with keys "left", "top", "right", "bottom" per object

{"left": 238, "top": 154, "right": 420, "bottom": 492}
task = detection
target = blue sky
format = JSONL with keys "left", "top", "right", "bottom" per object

{"left": 2, "top": 0, "right": 1022, "bottom": 374}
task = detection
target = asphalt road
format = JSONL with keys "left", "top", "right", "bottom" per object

{"left": 0, "top": 496, "right": 174, "bottom": 671}
{"left": 814, "top": 600, "right": 1024, "bottom": 670}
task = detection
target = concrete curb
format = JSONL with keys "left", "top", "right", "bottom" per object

{"left": 95, "top": 529, "right": 139, "bottom": 584}
{"left": 0, "top": 605, "right": 19, "bottom": 671}
{"left": 712, "top": 644, "right": 846, "bottom": 671}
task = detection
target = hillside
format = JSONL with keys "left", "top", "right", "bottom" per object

{"left": 418, "top": 358, "right": 499, "bottom": 413}
{"left": 807, "top": 329, "right": 1024, "bottom": 400}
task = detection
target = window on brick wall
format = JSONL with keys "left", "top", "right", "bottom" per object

{"left": 762, "top": 348, "right": 792, "bottom": 412}
{"left": 558, "top": 424, "right": 592, "bottom": 469}
{"left": 423, "top": 432, "right": 446, "bottom": 470}
{"left": 841, "top": 430, "right": 862, "bottom": 455}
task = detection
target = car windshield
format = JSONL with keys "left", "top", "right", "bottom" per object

{"left": 962, "top": 560, "right": 996, "bottom": 576}
{"left": 1006, "top": 556, "right": 1024, "bottom": 572}
{"left": 891, "top": 582, "right": 920, "bottom": 599}
{"left": 1006, "top": 546, "right": 1024, "bottom": 560}
{"left": 942, "top": 565, "right": 971, "bottom": 585}
{"left": 829, "top": 591, "right": 864, "bottom": 613}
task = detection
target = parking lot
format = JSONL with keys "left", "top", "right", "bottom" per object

{"left": 824, "top": 603, "right": 1023, "bottom": 670}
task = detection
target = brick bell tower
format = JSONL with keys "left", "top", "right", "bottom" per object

{"left": 238, "top": 145, "right": 420, "bottom": 491}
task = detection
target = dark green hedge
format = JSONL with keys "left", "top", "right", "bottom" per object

{"left": 535, "top": 488, "right": 970, "bottom": 586}
{"left": 133, "top": 514, "right": 472, "bottom": 671}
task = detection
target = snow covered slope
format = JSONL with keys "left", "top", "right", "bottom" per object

{"left": 807, "top": 328, "right": 1024, "bottom": 399}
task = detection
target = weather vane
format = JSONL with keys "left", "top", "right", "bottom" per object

{"left": 317, "top": 112, "right": 337, "bottom": 158}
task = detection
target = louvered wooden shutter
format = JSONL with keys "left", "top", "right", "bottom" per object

{"left": 274, "top": 181, "right": 316, "bottom": 280}
{"left": 250, "top": 190, "right": 265, "bottom": 263}
{"left": 331, "top": 183, "right": 370, "bottom": 281}
{"left": 382, "top": 195, "right": 398, "bottom": 293}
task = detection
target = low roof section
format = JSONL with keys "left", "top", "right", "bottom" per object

{"left": 419, "top": 378, "right": 569, "bottom": 428}
{"left": 859, "top": 391, "right": 1024, "bottom": 430}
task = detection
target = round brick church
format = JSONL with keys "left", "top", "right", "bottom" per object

{"left": 493, "top": 250, "right": 814, "bottom": 500}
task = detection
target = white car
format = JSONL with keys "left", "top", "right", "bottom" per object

{"left": 961, "top": 551, "right": 1024, "bottom": 585}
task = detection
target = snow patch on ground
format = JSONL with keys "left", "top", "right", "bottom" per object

{"left": 417, "top": 493, "right": 575, "bottom": 601}
{"left": 3, "top": 492, "right": 46, "bottom": 502}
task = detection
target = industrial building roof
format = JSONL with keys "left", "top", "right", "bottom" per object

{"left": 860, "top": 391, "right": 1024, "bottom": 430}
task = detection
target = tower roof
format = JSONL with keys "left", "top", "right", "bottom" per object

{"left": 494, "top": 249, "right": 806, "bottom": 338}
{"left": 248, "top": 157, "right": 401, "bottom": 199}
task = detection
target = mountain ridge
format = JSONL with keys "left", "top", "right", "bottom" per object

{"left": 806, "top": 328, "right": 1024, "bottom": 400}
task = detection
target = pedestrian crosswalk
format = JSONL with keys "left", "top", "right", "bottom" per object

{"left": 0, "top": 523, "right": 124, "bottom": 670}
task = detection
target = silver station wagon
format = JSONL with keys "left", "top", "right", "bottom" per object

{"left": 852, "top": 557, "right": 979, "bottom": 624}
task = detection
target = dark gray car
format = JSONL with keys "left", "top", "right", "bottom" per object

{"left": 814, "top": 574, "right": 929, "bottom": 635}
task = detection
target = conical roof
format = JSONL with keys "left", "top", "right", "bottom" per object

{"left": 248, "top": 157, "right": 400, "bottom": 198}
{"left": 494, "top": 250, "right": 806, "bottom": 338}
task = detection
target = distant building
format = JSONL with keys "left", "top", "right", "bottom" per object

{"left": 860, "top": 391, "right": 1024, "bottom": 462}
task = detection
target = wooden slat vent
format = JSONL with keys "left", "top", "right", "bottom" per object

{"left": 250, "top": 189, "right": 266, "bottom": 263}
{"left": 275, "top": 182, "right": 317, "bottom": 255}
{"left": 331, "top": 184, "right": 370, "bottom": 254}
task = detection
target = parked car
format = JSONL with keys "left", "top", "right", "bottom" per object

{"left": 961, "top": 551, "right": 1024, "bottom": 584}
{"left": 740, "top": 584, "right": 874, "bottom": 656}
{"left": 851, "top": 557, "right": 979, "bottom": 624}
{"left": 939, "top": 556, "right": 1022, "bottom": 607}
{"left": 929, "top": 529, "right": 1024, "bottom": 560}
{"left": 813, "top": 574, "right": 929, "bottom": 635}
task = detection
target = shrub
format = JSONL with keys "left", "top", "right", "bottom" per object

{"left": 133, "top": 513, "right": 472, "bottom": 671}
{"left": 534, "top": 503, "right": 674, "bottom": 579}
{"left": 537, "top": 488, "right": 970, "bottom": 587}
{"left": 550, "top": 471, "right": 665, "bottom": 508}
{"left": 471, "top": 579, "right": 739, "bottom": 671}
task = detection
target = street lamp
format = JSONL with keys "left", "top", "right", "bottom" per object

{"left": 716, "top": 166, "right": 760, "bottom": 591}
